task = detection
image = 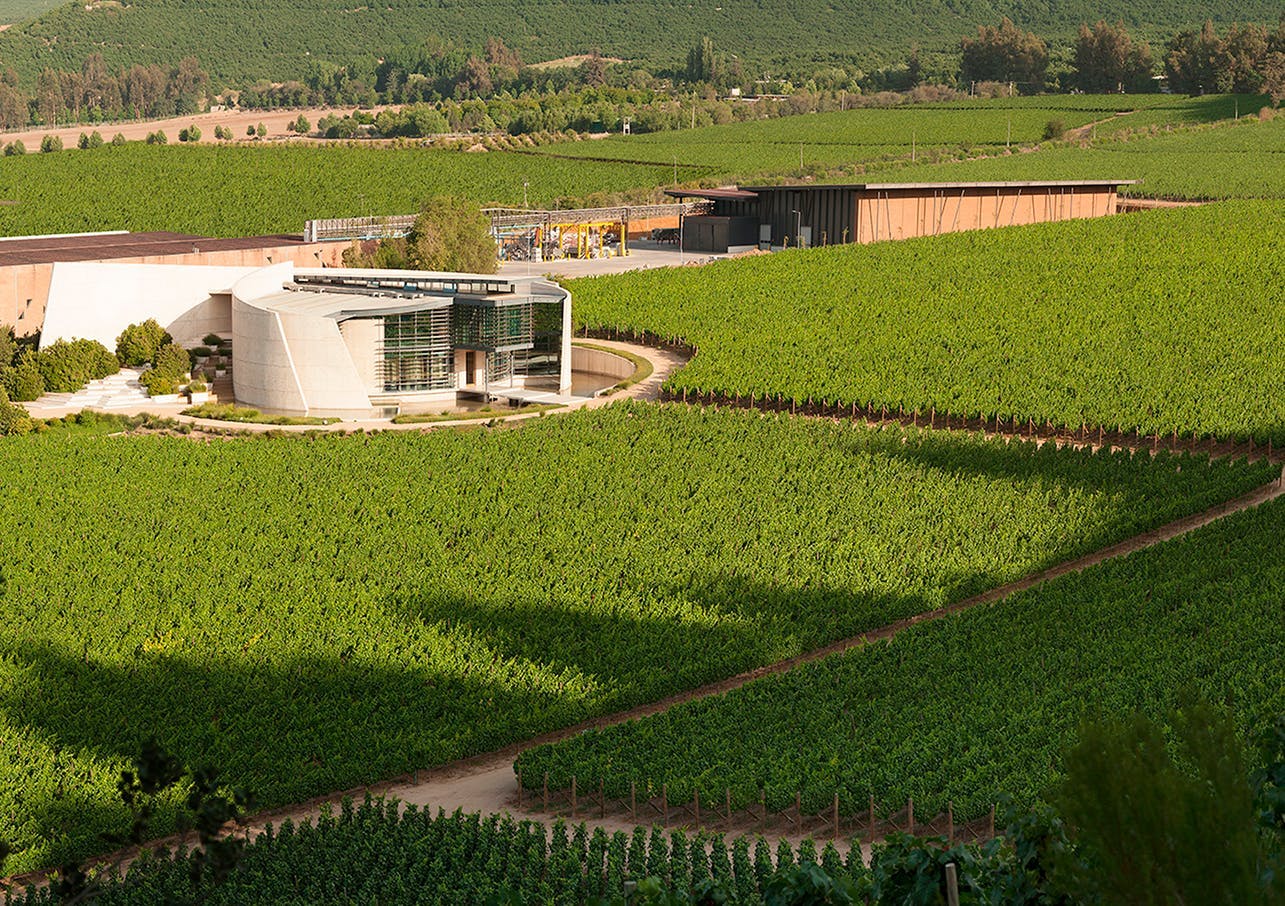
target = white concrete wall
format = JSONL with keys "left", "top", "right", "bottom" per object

{"left": 230, "top": 264, "right": 309, "bottom": 415}
{"left": 339, "top": 317, "right": 383, "bottom": 392}
{"left": 41, "top": 262, "right": 260, "bottom": 349}
{"left": 276, "top": 310, "right": 375, "bottom": 418}
{"left": 571, "top": 345, "right": 635, "bottom": 380}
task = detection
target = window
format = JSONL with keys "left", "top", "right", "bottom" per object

{"left": 381, "top": 310, "right": 454, "bottom": 392}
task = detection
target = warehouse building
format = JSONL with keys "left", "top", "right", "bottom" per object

{"left": 667, "top": 180, "right": 1137, "bottom": 252}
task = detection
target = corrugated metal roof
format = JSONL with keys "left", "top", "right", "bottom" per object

{"left": 0, "top": 231, "right": 311, "bottom": 267}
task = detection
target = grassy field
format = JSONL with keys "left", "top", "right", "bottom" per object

{"left": 532, "top": 95, "right": 1255, "bottom": 180}
{"left": 570, "top": 200, "right": 1285, "bottom": 444}
{"left": 0, "top": 143, "right": 697, "bottom": 238}
{"left": 855, "top": 114, "right": 1285, "bottom": 199}
{"left": 516, "top": 493, "right": 1285, "bottom": 822}
{"left": 0, "top": 96, "right": 1268, "bottom": 240}
{"left": 0, "top": 0, "right": 58, "bottom": 25}
{"left": 0, "top": 405, "right": 1272, "bottom": 872}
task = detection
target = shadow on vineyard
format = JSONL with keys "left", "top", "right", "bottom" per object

{"left": 0, "top": 406, "right": 1275, "bottom": 873}
{"left": 0, "top": 640, "right": 550, "bottom": 869}
{"left": 386, "top": 578, "right": 920, "bottom": 700}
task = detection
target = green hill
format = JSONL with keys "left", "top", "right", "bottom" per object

{"left": 0, "top": 0, "right": 59, "bottom": 26}
{"left": 0, "top": 0, "right": 1281, "bottom": 86}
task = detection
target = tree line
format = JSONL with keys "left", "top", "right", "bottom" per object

{"left": 0, "top": 53, "right": 208, "bottom": 130}
{"left": 958, "top": 17, "right": 1285, "bottom": 99}
{"left": 0, "top": 20, "right": 1280, "bottom": 136}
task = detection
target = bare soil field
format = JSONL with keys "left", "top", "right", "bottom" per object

{"left": 0, "top": 104, "right": 393, "bottom": 149}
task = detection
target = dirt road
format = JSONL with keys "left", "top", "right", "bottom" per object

{"left": 0, "top": 104, "right": 393, "bottom": 149}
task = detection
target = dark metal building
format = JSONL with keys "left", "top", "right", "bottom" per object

{"left": 668, "top": 180, "right": 1137, "bottom": 253}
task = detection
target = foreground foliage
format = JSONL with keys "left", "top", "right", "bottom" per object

{"left": 570, "top": 200, "right": 1285, "bottom": 444}
{"left": 0, "top": 403, "right": 1272, "bottom": 871}
{"left": 515, "top": 493, "right": 1285, "bottom": 828}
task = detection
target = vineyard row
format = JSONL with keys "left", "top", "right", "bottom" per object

{"left": 577, "top": 325, "right": 1285, "bottom": 461}
{"left": 517, "top": 772, "right": 998, "bottom": 845}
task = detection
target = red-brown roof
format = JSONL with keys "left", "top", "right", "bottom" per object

{"left": 0, "top": 231, "right": 309, "bottom": 267}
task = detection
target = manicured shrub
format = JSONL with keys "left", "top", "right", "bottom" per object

{"left": 202, "top": 333, "right": 224, "bottom": 347}
{"left": 0, "top": 386, "right": 32, "bottom": 436}
{"left": 116, "top": 319, "right": 171, "bottom": 366}
{"left": 139, "top": 369, "right": 179, "bottom": 396}
{"left": 2, "top": 354, "right": 45, "bottom": 401}
{"left": 152, "top": 343, "right": 190, "bottom": 379}
{"left": 36, "top": 339, "right": 119, "bottom": 392}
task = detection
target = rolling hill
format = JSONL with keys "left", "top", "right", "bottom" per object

{"left": 0, "top": 0, "right": 1281, "bottom": 87}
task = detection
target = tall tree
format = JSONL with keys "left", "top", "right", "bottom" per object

{"left": 1073, "top": 21, "right": 1155, "bottom": 92}
{"left": 406, "top": 196, "right": 497, "bottom": 273}
{"left": 686, "top": 36, "right": 719, "bottom": 84}
{"left": 1166, "top": 21, "right": 1230, "bottom": 93}
{"left": 960, "top": 18, "right": 1049, "bottom": 92}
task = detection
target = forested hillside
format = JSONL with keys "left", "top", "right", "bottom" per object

{"left": 0, "top": 0, "right": 1281, "bottom": 86}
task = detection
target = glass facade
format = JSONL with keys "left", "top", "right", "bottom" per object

{"left": 381, "top": 310, "right": 455, "bottom": 392}
{"left": 452, "top": 302, "right": 533, "bottom": 351}
{"left": 516, "top": 301, "right": 564, "bottom": 377}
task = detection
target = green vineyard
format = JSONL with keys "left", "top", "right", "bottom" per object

{"left": 0, "top": 143, "right": 694, "bottom": 239}
{"left": 514, "top": 489, "right": 1285, "bottom": 822}
{"left": 3, "top": 798, "right": 867, "bottom": 904}
{"left": 532, "top": 94, "right": 1253, "bottom": 180}
{"left": 857, "top": 114, "right": 1285, "bottom": 199}
{"left": 0, "top": 406, "right": 1272, "bottom": 872}
{"left": 569, "top": 200, "right": 1285, "bottom": 445}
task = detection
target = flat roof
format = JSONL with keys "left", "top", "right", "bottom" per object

{"left": 0, "top": 231, "right": 311, "bottom": 267}
{"left": 743, "top": 180, "right": 1141, "bottom": 192}
{"left": 665, "top": 187, "right": 759, "bottom": 201}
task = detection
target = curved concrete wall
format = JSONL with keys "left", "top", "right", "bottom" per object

{"left": 571, "top": 345, "right": 636, "bottom": 380}
{"left": 230, "top": 263, "right": 380, "bottom": 419}
{"left": 230, "top": 264, "right": 309, "bottom": 415}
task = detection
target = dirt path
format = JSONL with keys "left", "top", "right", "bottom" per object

{"left": 0, "top": 104, "right": 395, "bottom": 150}
{"left": 23, "top": 338, "right": 685, "bottom": 433}
{"left": 12, "top": 463, "right": 1279, "bottom": 890}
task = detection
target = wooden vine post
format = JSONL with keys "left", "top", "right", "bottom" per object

{"left": 833, "top": 792, "right": 841, "bottom": 839}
